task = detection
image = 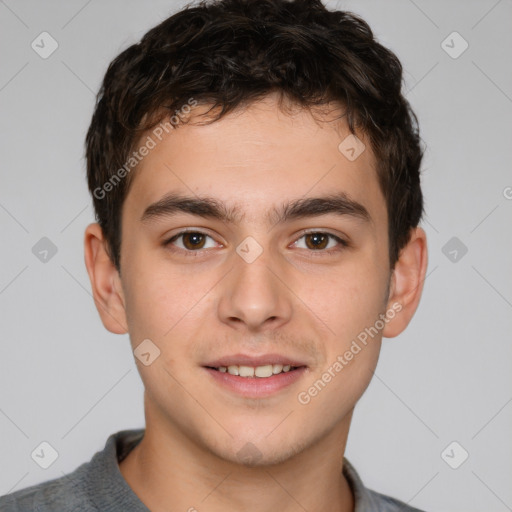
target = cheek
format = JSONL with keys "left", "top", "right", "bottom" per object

{"left": 121, "top": 257, "right": 219, "bottom": 351}
{"left": 296, "top": 270, "right": 384, "bottom": 416}
{"left": 295, "top": 259, "right": 388, "bottom": 342}
{"left": 121, "top": 262, "right": 184, "bottom": 343}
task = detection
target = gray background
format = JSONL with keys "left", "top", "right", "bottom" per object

{"left": 0, "top": 1, "right": 511, "bottom": 511}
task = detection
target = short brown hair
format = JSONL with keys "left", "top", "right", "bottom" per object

{"left": 86, "top": 0, "right": 424, "bottom": 272}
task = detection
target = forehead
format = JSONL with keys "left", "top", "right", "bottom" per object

{"left": 123, "top": 96, "right": 385, "bottom": 225}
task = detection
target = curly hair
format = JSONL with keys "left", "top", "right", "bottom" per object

{"left": 86, "top": 0, "right": 424, "bottom": 272}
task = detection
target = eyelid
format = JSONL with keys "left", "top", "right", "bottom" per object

{"left": 294, "top": 227, "right": 348, "bottom": 240}
{"left": 164, "top": 228, "right": 349, "bottom": 257}
{"left": 291, "top": 229, "right": 349, "bottom": 254}
{"left": 164, "top": 228, "right": 222, "bottom": 251}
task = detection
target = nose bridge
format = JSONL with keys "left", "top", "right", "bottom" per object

{"left": 217, "top": 240, "right": 292, "bottom": 331}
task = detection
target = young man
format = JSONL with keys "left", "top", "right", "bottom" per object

{"left": 0, "top": 0, "right": 428, "bottom": 510}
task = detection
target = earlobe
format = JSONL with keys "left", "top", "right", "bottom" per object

{"left": 382, "top": 227, "right": 428, "bottom": 338}
{"left": 83, "top": 223, "right": 128, "bottom": 334}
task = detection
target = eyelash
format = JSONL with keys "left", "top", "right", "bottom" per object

{"left": 163, "top": 229, "right": 349, "bottom": 258}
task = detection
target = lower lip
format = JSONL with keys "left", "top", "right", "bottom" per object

{"left": 203, "top": 367, "right": 307, "bottom": 398}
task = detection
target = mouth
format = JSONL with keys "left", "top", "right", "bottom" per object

{"left": 202, "top": 354, "right": 308, "bottom": 398}
{"left": 205, "top": 363, "right": 302, "bottom": 378}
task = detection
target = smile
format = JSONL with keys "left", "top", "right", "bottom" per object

{"left": 209, "top": 364, "right": 299, "bottom": 378}
{"left": 203, "top": 365, "right": 307, "bottom": 398}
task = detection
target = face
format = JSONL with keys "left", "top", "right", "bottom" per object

{"left": 93, "top": 95, "right": 414, "bottom": 465}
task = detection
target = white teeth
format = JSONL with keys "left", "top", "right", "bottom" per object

{"left": 215, "top": 364, "right": 297, "bottom": 377}
{"left": 239, "top": 365, "right": 255, "bottom": 377}
{"left": 227, "top": 365, "right": 239, "bottom": 376}
{"left": 272, "top": 364, "right": 283, "bottom": 374}
{"left": 255, "top": 365, "right": 273, "bottom": 378}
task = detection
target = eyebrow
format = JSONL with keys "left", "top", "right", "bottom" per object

{"left": 140, "top": 191, "right": 371, "bottom": 226}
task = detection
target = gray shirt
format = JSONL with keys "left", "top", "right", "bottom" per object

{"left": 0, "top": 429, "right": 425, "bottom": 511}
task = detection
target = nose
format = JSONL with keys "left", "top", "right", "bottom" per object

{"left": 217, "top": 247, "right": 293, "bottom": 332}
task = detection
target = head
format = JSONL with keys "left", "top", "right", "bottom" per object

{"left": 84, "top": 0, "right": 427, "bottom": 466}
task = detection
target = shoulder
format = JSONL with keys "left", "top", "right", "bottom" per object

{"left": 342, "top": 457, "right": 427, "bottom": 512}
{"left": 367, "top": 488, "right": 427, "bottom": 511}
{"left": 0, "top": 429, "right": 145, "bottom": 512}
{"left": 0, "top": 463, "right": 94, "bottom": 511}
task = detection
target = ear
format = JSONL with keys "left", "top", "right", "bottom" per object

{"left": 382, "top": 227, "right": 428, "bottom": 338}
{"left": 84, "top": 223, "right": 128, "bottom": 334}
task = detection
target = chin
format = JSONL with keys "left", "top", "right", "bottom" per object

{"left": 204, "top": 428, "right": 313, "bottom": 468}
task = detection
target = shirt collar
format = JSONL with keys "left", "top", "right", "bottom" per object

{"left": 94, "top": 429, "right": 385, "bottom": 512}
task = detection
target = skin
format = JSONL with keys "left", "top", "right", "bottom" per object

{"left": 84, "top": 93, "right": 428, "bottom": 512}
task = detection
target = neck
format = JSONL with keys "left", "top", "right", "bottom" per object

{"left": 119, "top": 404, "right": 355, "bottom": 512}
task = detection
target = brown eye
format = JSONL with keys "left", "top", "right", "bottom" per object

{"left": 182, "top": 232, "right": 206, "bottom": 250}
{"left": 293, "top": 232, "right": 348, "bottom": 254}
{"left": 166, "top": 231, "right": 217, "bottom": 252}
{"left": 304, "top": 232, "right": 329, "bottom": 250}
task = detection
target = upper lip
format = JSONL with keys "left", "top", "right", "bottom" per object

{"left": 204, "top": 353, "right": 308, "bottom": 368}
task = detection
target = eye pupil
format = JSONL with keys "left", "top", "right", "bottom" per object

{"left": 305, "top": 233, "right": 328, "bottom": 250}
{"left": 169, "top": 231, "right": 341, "bottom": 255}
{"left": 183, "top": 232, "right": 205, "bottom": 250}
